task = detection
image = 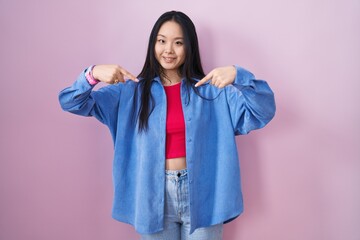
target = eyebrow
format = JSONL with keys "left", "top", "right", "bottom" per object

{"left": 157, "top": 34, "right": 184, "bottom": 40}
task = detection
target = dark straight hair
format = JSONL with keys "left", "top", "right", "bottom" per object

{"left": 135, "top": 11, "right": 205, "bottom": 132}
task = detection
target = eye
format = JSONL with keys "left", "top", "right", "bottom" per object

{"left": 175, "top": 41, "right": 183, "bottom": 45}
{"left": 158, "top": 39, "right": 165, "bottom": 44}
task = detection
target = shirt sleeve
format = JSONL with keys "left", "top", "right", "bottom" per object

{"left": 58, "top": 68, "right": 122, "bottom": 126}
{"left": 225, "top": 66, "right": 276, "bottom": 135}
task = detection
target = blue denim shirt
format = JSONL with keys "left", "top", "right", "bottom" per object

{"left": 59, "top": 66, "right": 275, "bottom": 234}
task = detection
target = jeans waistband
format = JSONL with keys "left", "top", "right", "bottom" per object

{"left": 165, "top": 169, "right": 187, "bottom": 179}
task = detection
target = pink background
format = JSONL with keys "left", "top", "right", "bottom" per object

{"left": 1, "top": 0, "right": 359, "bottom": 239}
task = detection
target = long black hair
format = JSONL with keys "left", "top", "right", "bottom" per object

{"left": 135, "top": 11, "right": 205, "bottom": 132}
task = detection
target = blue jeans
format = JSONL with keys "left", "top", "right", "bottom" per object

{"left": 140, "top": 169, "right": 223, "bottom": 240}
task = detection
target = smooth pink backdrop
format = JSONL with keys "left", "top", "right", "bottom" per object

{"left": 1, "top": 0, "right": 359, "bottom": 239}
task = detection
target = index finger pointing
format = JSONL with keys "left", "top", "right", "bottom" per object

{"left": 195, "top": 72, "right": 213, "bottom": 87}
{"left": 120, "top": 68, "right": 139, "bottom": 82}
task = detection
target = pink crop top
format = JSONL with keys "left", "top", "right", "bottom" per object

{"left": 164, "top": 83, "right": 186, "bottom": 159}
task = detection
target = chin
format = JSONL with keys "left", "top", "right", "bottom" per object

{"left": 161, "top": 64, "right": 179, "bottom": 71}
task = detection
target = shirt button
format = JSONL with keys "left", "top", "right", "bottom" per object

{"left": 187, "top": 138, "right": 192, "bottom": 143}
{"left": 189, "top": 180, "right": 193, "bottom": 184}
{"left": 187, "top": 117, "right": 192, "bottom": 121}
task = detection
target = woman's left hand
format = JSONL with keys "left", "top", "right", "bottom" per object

{"left": 195, "top": 66, "right": 236, "bottom": 88}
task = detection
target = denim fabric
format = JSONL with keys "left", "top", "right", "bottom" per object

{"left": 59, "top": 66, "right": 276, "bottom": 234}
{"left": 141, "top": 169, "right": 223, "bottom": 240}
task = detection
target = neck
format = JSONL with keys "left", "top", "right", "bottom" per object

{"left": 161, "top": 69, "right": 182, "bottom": 86}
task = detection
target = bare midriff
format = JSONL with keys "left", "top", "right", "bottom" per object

{"left": 165, "top": 157, "right": 187, "bottom": 170}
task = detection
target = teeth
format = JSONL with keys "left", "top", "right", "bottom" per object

{"left": 164, "top": 57, "right": 175, "bottom": 63}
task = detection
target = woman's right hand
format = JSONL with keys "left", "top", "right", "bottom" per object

{"left": 92, "top": 65, "right": 139, "bottom": 84}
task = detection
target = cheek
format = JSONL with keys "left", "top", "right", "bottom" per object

{"left": 176, "top": 47, "right": 185, "bottom": 58}
{"left": 179, "top": 49, "right": 186, "bottom": 63}
{"left": 154, "top": 44, "right": 162, "bottom": 57}
{"left": 154, "top": 49, "right": 162, "bottom": 63}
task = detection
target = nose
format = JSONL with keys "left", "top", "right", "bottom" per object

{"left": 164, "top": 43, "right": 174, "bottom": 54}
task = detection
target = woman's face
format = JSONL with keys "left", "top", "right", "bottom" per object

{"left": 155, "top": 21, "right": 185, "bottom": 75}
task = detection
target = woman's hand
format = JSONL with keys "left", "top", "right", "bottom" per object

{"left": 92, "top": 65, "right": 139, "bottom": 84}
{"left": 195, "top": 66, "right": 236, "bottom": 88}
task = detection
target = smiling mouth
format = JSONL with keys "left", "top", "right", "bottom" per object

{"left": 163, "top": 57, "right": 176, "bottom": 63}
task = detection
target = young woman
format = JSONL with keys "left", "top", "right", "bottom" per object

{"left": 59, "top": 11, "right": 275, "bottom": 240}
